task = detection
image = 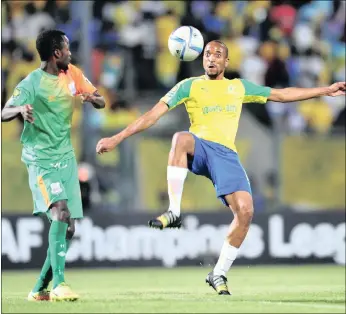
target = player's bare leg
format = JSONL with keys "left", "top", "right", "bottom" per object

{"left": 206, "top": 191, "right": 254, "bottom": 295}
{"left": 148, "top": 132, "right": 194, "bottom": 229}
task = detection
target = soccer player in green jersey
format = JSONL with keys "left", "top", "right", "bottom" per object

{"left": 2, "top": 29, "right": 105, "bottom": 301}
{"left": 96, "top": 40, "right": 345, "bottom": 295}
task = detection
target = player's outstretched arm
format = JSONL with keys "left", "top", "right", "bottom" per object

{"left": 96, "top": 101, "right": 169, "bottom": 154}
{"left": 268, "top": 82, "right": 346, "bottom": 103}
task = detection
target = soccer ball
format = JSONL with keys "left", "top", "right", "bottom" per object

{"left": 168, "top": 26, "right": 204, "bottom": 62}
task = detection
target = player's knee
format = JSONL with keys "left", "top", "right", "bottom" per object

{"left": 50, "top": 200, "right": 70, "bottom": 223}
{"left": 235, "top": 202, "right": 254, "bottom": 223}
{"left": 171, "top": 132, "right": 194, "bottom": 152}
{"left": 66, "top": 219, "right": 75, "bottom": 240}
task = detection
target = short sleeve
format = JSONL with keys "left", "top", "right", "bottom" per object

{"left": 6, "top": 79, "right": 35, "bottom": 107}
{"left": 79, "top": 72, "right": 97, "bottom": 94}
{"left": 241, "top": 79, "right": 271, "bottom": 104}
{"left": 160, "top": 78, "right": 194, "bottom": 109}
{"left": 69, "top": 64, "right": 97, "bottom": 94}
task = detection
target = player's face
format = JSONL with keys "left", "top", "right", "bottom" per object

{"left": 203, "top": 43, "right": 228, "bottom": 79}
{"left": 56, "top": 36, "right": 71, "bottom": 71}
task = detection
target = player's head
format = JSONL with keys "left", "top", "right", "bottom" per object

{"left": 203, "top": 40, "right": 229, "bottom": 79}
{"left": 36, "top": 29, "right": 71, "bottom": 71}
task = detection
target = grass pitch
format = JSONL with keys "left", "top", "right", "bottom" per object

{"left": 2, "top": 265, "right": 345, "bottom": 313}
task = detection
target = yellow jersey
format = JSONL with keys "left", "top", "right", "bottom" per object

{"left": 160, "top": 75, "right": 271, "bottom": 152}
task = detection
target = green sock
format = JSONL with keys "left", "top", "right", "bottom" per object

{"left": 49, "top": 221, "right": 68, "bottom": 289}
{"left": 32, "top": 239, "right": 71, "bottom": 293}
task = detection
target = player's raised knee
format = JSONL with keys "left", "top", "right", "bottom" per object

{"left": 233, "top": 201, "right": 254, "bottom": 221}
{"left": 239, "top": 204, "right": 254, "bottom": 221}
{"left": 172, "top": 132, "right": 194, "bottom": 151}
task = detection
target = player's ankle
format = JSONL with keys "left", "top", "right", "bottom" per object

{"left": 168, "top": 208, "right": 180, "bottom": 217}
{"left": 212, "top": 269, "right": 226, "bottom": 277}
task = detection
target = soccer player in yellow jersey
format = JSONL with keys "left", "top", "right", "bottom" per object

{"left": 96, "top": 40, "right": 346, "bottom": 295}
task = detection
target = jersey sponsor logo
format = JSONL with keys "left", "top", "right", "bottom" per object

{"left": 50, "top": 182, "right": 63, "bottom": 195}
{"left": 202, "top": 104, "right": 237, "bottom": 115}
{"left": 12, "top": 88, "right": 21, "bottom": 98}
{"left": 202, "top": 105, "right": 223, "bottom": 114}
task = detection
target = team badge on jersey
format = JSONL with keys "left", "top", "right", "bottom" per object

{"left": 228, "top": 85, "right": 234, "bottom": 93}
{"left": 50, "top": 182, "right": 63, "bottom": 195}
{"left": 68, "top": 82, "right": 76, "bottom": 96}
{"left": 12, "top": 88, "right": 21, "bottom": 98}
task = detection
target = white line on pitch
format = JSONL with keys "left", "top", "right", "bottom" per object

{"left": 260, "top": 301, "right": 345, "bottom": 310}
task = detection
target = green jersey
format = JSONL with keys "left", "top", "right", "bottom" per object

{"left": 7, "top": 64, "right": 97, "bottom": 167}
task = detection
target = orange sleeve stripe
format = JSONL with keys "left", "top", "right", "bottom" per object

{"left": 37, "top": 176, "right": 50, "bottom": 206}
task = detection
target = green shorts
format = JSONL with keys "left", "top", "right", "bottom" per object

{"left": 26, "top": 157, "right": 83, "bottom": 219}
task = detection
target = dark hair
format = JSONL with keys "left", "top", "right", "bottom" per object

{"left": 209, "top": 40, "right": 229, "bottom": 58}
{"left": 36, "top": 29, "right": 66, "bottom": 61}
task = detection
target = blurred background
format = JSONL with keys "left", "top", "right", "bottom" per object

{"left": 2, "top": 0, "right": 345, "bottom": 214}
{"left": 1, "top": 0, "right": 345, "bottom": 270}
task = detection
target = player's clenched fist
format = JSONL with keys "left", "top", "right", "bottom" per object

{"left": 96, "top": 136, "right": 122, "bottom": 154}
{"left": 20, "top": 104, "right": 34, "bottom": 123}
{"left": 326, "top": 82, "right": 346, "bottom": 97}
{"left": 80, "top": 92, "right": 96, "bottom": 103}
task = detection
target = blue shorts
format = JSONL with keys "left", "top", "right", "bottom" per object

{"left": 187, "top": 133, "right": 252, "bottom": 206}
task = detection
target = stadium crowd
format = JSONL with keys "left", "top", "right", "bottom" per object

{"left": 1, "top": 0, "right": 345, "bottom": 212}
{"left": 2, "top": 0, "right": 345, "bottom": 134}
